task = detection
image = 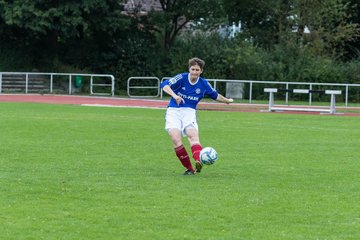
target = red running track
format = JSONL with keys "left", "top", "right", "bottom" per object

{"left": 0, "top": 94, "right": 359, "bottom": 116}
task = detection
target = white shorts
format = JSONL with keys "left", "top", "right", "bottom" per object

{"left": 165, "top": 107, "right": 198, "bottom": 136}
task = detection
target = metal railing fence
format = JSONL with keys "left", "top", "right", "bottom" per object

{"left": 0, "top": 72, "right": 115, "bottom": 96}
{"left": 127, "top": 77, "right": 160, "bottom": 97}
{"left": 206, "top": 79, "right": 360, "bottom": 106}
{"left": 128, "top": 76, "right": 360, "bottom": 107}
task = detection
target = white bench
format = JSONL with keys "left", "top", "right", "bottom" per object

{"left": 264, "top": 88, "right": 342, "bottom": 114}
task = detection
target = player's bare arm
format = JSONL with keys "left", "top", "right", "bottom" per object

{"left": 163, "top": 85, "right": 185, "bottom": 105}
{"left": 216, "top": 94, "right": 234, "bottom": 104}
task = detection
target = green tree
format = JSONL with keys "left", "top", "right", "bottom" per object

{"left": 0, "top": 0, "right": 131, "bottom": 70}
{"left": 222, "top": 0, "right": 294, "bottom": 48}
{"left": 291, "top": 0, "right": 360, "bottom": 59}
{"left": 147, "top": 0, "right": 225, "bottom": 49}
{"left": 222, "top": 0, "right": 360, "bottom": 58}
{"left": 345, "top": 0, "right": 360, "bottom": 58}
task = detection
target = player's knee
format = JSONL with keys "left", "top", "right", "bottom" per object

{"left": 170, "top": 135, "right": 183, "bottom": 147}
{"left": 187, "top": 134, "right": 199, "bottom": 144}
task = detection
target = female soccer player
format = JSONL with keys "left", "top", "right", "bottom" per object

{"left": 161, "top": 57, "right": 234, "bottom": 175}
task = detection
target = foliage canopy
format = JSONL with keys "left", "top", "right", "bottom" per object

{"left": 0, "top": 0, "right": 359, "bottom": 86}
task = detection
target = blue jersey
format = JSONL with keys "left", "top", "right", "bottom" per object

{"left": 161, "top": 73, "right": 218, "bottom": 109}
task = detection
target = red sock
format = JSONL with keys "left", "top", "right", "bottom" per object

{"left": 191, "top": 144, "right": 202, "bottom": 162}
{"left": 175, "top": 145, "right": 194, "bottom": 172}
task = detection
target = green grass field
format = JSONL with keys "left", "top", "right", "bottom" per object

{"left": 0, "top": 103, "right": 359, "bottom": 240}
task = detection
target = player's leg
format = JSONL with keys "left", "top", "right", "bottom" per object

{"left": 186, "top": 128, "right": 202, "bottom": 160}
{"left": 181, "top": 108, "right": 203, "bottom": 162}
{"left": 168, "top": 129, "right": 195, "bottom": 174}
{"left": 165, "top": 108, "right": 195, "bottom": 174}
{"left": 186, "top": 128, "right": 203, "bottom": 173}
{"left": 181, "top": 108, "right": 203, "bottom": 163}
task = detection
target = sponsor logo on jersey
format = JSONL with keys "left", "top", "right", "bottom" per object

{"left": 178, "top": 92, "right": 199, "bottom": 101}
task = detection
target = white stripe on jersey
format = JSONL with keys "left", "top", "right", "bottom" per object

{"left": 206, "top": 81, "right": 215, "bottom": 91}
{"left": 169, "top": 74, "right": 183, "bottom": 85}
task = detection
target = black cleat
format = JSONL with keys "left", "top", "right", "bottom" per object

{"left": 195, "top": 161, "right": 203, "bottom": 173}
{"left": 183, "top": 169, "right": 195, "bottom": 175}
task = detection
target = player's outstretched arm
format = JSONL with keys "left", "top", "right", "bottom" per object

{"left": 216, "top": 94, "right": 234, "bottom": 104}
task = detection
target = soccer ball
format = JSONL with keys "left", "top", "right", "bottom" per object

{"left": 200, "top": 147, "right": 218, "bottom": 165}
